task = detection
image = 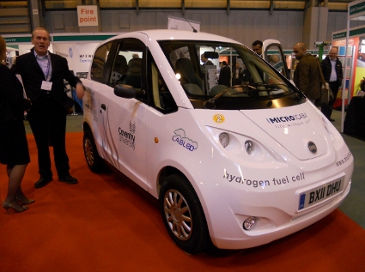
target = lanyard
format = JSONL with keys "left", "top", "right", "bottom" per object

{"left": 45, "top": 56, "right": 51, "bottom": 81}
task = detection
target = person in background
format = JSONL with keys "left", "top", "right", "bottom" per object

{"left": 12, "top": 27, "right": 85, "bottom": 189}
{"left": 10, "top": 55, "right": 17, "bottom": 71}
{"left": 201, "top": 53, "right": 213, "bottom": 66}
{"left": 218, "top": 61, "right": 231, "bottom": 87}
{"left": 232, "top": 62, "right": 243, "bottom": 85}
{"left": 241, "top": 63, "right": 250, "bottom": 84}
{"left": 293, "top": 42, "right": 321, "bottom": 104}
{"left": 252, "top": 40, "right": 263, "bottom": 57}
{"left": 320, "top": 47, "right": 343, "bottom": 121}
{"left": 0, "top": 35, "right": 33, "bottom": 213}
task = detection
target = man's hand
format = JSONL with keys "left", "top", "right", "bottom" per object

{"left": 75, "top": 82, "right": 85, "bottom": 99}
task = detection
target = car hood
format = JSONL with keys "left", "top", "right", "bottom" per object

{"left": 240, "top": 103, "right": 330, "bottom": 160}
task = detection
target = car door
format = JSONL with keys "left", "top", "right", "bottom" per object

{"left": 87, "top": 41, "right": 115, "bottom": 163}
{"left": 263, "top": 39, "right": 290, "bottom": 79}
{"left": 144, "top": 52, "right": 179, "bottom": 193}
{"left": 98, "top": 37, "right": 149, "bottom": 190}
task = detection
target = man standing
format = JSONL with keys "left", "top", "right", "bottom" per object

{"left": 252, "top": 40, "right": 263, "bottom": 58}
{"left": 201, "top": 53, "right": 213, "bottom": 66}
{"left": 232, "top": 62, "right": 243, "bottom": 85}
{"left": 320, "top": 47, "right": 343, "bottom": 121}
{"left": 218, "top": 61, "right": 231, "bottom": 87}
{"left": 293, "top": 42, "right": 321, "bottom": 104}
{"left": 14, "top": 27, "right": 85, "bottom": 188}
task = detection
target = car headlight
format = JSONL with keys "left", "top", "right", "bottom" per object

{"left": 219, "top": 132, "right": 229, "bottom": 148}
{"left": 212, "top": 128, "right": 286, "bottom": 165}
{"left": 245, "top": 140, "right": 253, "bottom": 155}
{"left": 219, "top": 132, "right": 257, "bottom": 157}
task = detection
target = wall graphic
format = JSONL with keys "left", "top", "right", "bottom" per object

{"left": 52, "top": 43, "right": 99, "bottom": 73}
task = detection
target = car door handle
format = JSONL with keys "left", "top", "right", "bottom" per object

{"left": 101, "top": 104, "right": 106, "bottom": 111}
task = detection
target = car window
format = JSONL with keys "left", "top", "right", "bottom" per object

{"left": 169, "top": 46, "right": 191, "bottom": 68}
{"left": 108, "top": 38, "right": 145, "bottom": 91}
{"left": 91, "top": 42, "right": 112, "bottom": 82}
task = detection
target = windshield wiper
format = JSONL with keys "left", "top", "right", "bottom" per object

{"left": 252, "top": 82, "right": 286, "bottom": 89}
{"left": 203, "top": 84, "right": 257, "bottom": 109}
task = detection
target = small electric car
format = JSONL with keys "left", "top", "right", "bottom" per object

{"left": 81, "top": 30, "right": 354, "bottom": 254}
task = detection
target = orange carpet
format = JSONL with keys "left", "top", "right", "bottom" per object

{"left": 1, "top": 132, "right": 365, "bottom": 272}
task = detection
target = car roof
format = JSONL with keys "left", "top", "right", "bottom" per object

{"left": 107, "top": 29, "right": 240, "bottom": 44}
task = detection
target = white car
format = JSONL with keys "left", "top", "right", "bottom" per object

{"left": 81, "top": 30, "right": 354, "bottom": 254}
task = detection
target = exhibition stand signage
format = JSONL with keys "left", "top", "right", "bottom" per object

{"left": 77, "top": 5, "right": 99, "bottom": 27}
{"left": 3, "top": 33, "right": 117, "bottom": 75}
{"left": 338, "top": 0, "right": 365, "bottom": 132}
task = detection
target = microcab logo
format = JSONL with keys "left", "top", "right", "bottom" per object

{"left": 266, "top": 112, "right": 308, "bottom": 124}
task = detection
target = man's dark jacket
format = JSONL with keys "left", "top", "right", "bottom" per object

{"left": 218, "top": 65, "right": 231, "bottom": 87}
{"left": 320, "top": 56, "right": 343, "bottom": 84}
{"left": 13, "top": 48, "right": 80, "bottom": 107}
{"left": 293, "top": 53, "right": 321, "bottom": 101}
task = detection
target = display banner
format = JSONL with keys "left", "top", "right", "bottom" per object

{"left": 52, "top": 43, "right": 99, "bottom": 73}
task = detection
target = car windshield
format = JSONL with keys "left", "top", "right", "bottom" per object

{"left": 158, "top": 40, "right": 305, "bottom": 110}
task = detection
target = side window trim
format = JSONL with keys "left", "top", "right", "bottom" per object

{"left": 147, "top": 52, "right": 178, "bottom": 114}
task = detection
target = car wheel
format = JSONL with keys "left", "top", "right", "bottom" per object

{"left": 159, "top": 174, "right": 210, "bottom": 254}
{"left": 83, "top": 130, "right": 104, "bottom": 172}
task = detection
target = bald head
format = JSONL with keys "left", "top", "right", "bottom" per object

{"left": 293, "top": 42, "right": 306, "bottom": 60}
{"left": 329, "top": 47, "right": 338, "bottom": 61}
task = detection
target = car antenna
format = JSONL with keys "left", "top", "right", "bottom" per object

{"left": 184, "top": 16, "right": 198, "bottom": 33}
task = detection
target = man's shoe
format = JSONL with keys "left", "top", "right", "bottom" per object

{"left": 34, "top": 177, "right": 52, "bottom": 189}
{"left": 330, "top": 118, "right": 335, "bottom": 122}
{"left": 59, "top": 175, "right": 78, "bottom": 184}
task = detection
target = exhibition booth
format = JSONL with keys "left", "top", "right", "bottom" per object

{"left": 336, "top": 0, "right": 365, "bottom": 137}
{"left": 332, "top": 26, "right": 365, "bottom": 138}
{"left": 4, "top": 32, "right": 117, "bottom": 114}
{"left": 4, "top": 33, "right": 117, "bottom": 76}
{"left": 331, "top": 26, "right": 365, "bottom": 109}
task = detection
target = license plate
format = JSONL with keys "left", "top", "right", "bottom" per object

{"left": 298, "top": 177, "right": 344, "bottom": 211}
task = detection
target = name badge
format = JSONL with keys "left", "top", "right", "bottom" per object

{"left": 41, "top": 81, "right": 53, "bottom": 91}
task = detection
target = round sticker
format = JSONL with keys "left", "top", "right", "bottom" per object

{"left": 213, "top": 114, "right": 225, "bottom": 123}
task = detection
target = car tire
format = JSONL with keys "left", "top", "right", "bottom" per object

{"left": 159, "top": 174, "right": 210, "bottom": 254}
{"left": 83, "top": 130, "right": 104, "bottom": 172}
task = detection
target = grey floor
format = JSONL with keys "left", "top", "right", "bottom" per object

{"left": 331, "top": 110, "right": 365, "bottom": 229}
{"left": 24, "top": 109, "right": 365, "bottom": 229}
